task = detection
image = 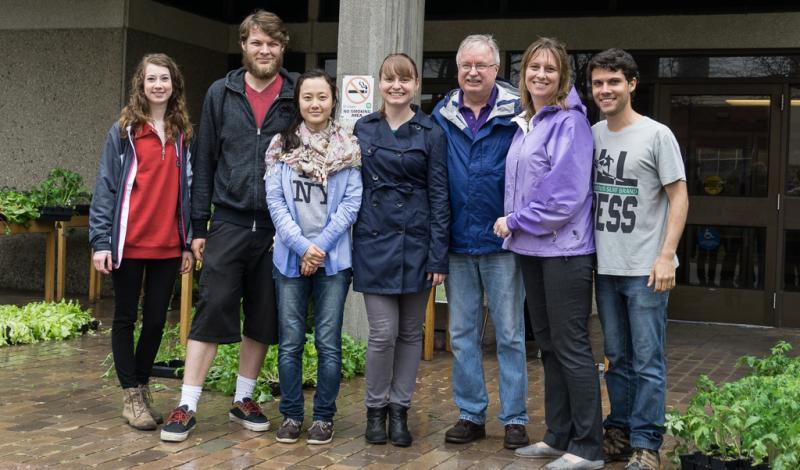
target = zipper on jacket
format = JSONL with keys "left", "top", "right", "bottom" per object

{"left": 176, "top": 137, "right": 187, "bottom": 247}
{"left": 161, "top": 142, "right": 165, "bottom": 160}
{"left": 255, "top": 127, "right": 261, "bottom": 227}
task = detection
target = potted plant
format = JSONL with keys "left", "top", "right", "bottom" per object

{"left": 30, "top": 169, "right": 91, "bottom": 221}
{"left": 667, "top": 342, "right": 800, "bottom": 470}
{"left": 73, "top": 190, "right": 92, "bottom": 216}
{"left": 0, "top": 188, "right": 40, "bottom": 232}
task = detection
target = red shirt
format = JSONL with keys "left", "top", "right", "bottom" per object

{"left": 245, "top": 75, "right": 283, "bottom": 128}
{"left": 124, "top": 124, "right": 181, "bottom": 259}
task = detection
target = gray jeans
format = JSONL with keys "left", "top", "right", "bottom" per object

{"left": 363, "top": 291, "right": 430, "bottom": 408}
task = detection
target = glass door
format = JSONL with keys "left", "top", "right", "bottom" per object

{"left": 658, "top": 85, "right": 783, "bottom": 326}
{"left": 780, "top": 86, "right": 800, "bottom": 327}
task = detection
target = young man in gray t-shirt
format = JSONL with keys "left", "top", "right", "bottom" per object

{"left": 589, "top": 49, "right": 688, "bottom": 470}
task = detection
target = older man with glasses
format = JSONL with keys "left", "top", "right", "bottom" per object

{"left": 432, "top": 34, "right": 529, "bottom": 449}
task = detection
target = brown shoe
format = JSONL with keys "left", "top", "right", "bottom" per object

{"left": 604, "top": 426, "right": 633, "bottom": 462}
{"left": 626, "top": 448, "right": 661, "bottom": 470}
{"left": 444, "top": 419, "right": 486, "bottom": 444}
{"left": 139, "top": 384, "right": 163, "bottom": 424}
{"left": 122, "top": 387, "right": 157, "bottom": 430}
{"left": 503, "top": 423, "right": 530, "bottom": 449}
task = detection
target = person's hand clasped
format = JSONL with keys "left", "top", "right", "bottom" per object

{"left": 427, "top": 272, "right": 446, "bottom": 286}
{"left": 648, "top": 255, "right": 676, "bottom": 292}
{"left": 493, "top": 216, "right": 511, "bottom": 238}
{"left": 92, "top": 251, "right": 112, "bottom": 275}
{"left": 300, "top": 259, "right": 319, "bottom": 276}
{"left": 301, "top": 244, "right": 326, "bottom": 277}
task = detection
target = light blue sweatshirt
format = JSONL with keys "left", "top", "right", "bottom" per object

{"left": 266, "top": 162, "right": 363, "bottom": 277}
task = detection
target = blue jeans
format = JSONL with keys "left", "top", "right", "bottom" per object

{"left": 275, "top": 268, "right": 352, "bottom": 423}
{"left": 445, "top": 252, "right": 528, "bottom": 425}
{"left": 596, "top": 275, "right": 669, "bottom": 451}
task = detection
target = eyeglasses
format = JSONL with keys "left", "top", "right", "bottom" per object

{"left": 458, "top": 63, "right": 497, "bottom": 72}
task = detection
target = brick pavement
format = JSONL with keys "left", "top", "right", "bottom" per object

{"left": 1, "top": 290, "right": 799, "bottom": 469}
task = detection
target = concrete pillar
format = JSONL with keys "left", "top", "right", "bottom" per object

{"left": 336, "top": 0, "right": 426, "bottom": 340}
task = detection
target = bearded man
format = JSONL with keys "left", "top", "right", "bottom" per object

{"left": 160, "top": 10, "right": 298, "bottom": 443}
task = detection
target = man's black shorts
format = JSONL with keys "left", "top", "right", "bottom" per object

{"left": 189, "top": 220, "right": 278, "bottom": 345}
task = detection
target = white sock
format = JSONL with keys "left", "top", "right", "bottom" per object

{"left": 234, "top": 375, "right": 256, "bottom": 403}
{"left": 179, "top": 384, "right": 203, "bottom": 412}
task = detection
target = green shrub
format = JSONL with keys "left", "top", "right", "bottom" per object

{"left": 104, "top": 322, "right": 367, "bottom": 403}
{"left": 0, "top": 188, "right": 39, "bottom": 231}
{"left": 29, "top": 168, "right": 91, "bottom": 208}
{"left": 0, "top": 300, "right": 96, "bottom": 346}
{"left": 667, "top": 341, "right": 800, "bottom": 469}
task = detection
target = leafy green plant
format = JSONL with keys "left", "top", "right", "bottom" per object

{"left": 667, "top": 341, "right": 800, "bottom": 469}
{"left": 29, "top": 168, "right": 91, "bottom": 208}
{"left": 103, "top": 322, "right": 367, "bottom": 403}
{"left": 0, "top": 300, "right": 96, "bottom": 347}
{"left": 0, "top": 188, "right": 40, "bottom": 231}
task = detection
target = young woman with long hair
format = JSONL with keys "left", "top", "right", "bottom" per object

{"left": 352, "top": 53, "right": 449, "bottom": 447}
{"left": 265, "top": 69, "right": 362, "bottom": 445}
{"left": 493, "top": 37, "right": 603, "bottom": 469}
{"left": 89, "top": 53, "right": 194, "bottom": 430}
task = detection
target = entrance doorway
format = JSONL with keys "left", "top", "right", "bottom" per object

{"left": 658, "top": 84, "right": 799, "bottom": 326}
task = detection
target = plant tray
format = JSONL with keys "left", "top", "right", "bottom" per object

{"left": 681, "top": 453, "right": 770, "bottom": 470}
{"left": 79, "top": 320, "right": 100, "bottom": 334}
{"left": 37, "top": 206, "right": 73, "bottom": 221}
{"left": 151, "top": 359, "right": 185, "bottom": 379}
{"left": 74, "top": 204, "right": 90, "bottom": 216}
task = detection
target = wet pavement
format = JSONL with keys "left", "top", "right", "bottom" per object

{"left": 1, "top": 289, "right": 799, "bottom": 469}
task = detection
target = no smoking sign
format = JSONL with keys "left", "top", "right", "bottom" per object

{"left": 339, "top": 75, "right": 374, "bottom": 131}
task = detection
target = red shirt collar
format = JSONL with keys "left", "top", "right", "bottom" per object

{"left": 134, "top": 123, "right": 159, "bottom": 140}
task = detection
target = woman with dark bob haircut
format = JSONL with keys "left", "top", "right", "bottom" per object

{"left": 265, "top": 69, "right": 362, "bottom": 445}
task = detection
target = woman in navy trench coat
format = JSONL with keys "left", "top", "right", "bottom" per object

{"left": 352, "top": 53, "right": 449, "bottom": 447}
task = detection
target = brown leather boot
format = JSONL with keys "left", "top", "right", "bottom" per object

{"left": 139, "top": 384, "right": 163, "bottom": 424}
{"left": 122, "top": 387, "right": 157, "bottom": 430}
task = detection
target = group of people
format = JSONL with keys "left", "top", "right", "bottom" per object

{"left": 89, "top": 9, "right": 687, "bottom": 470}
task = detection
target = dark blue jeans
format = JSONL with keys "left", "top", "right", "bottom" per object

{"left": 275, "top": 268, "right": 352, "bottom": 423}
{"left": 595, "top": 275, "right": 669, "bottom": 451}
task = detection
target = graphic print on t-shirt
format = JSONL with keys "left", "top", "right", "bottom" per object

{"left": 293, "top": 178, "right": 328, "bottom": 205}
{"left": 593, "top": 148, "right": 639, "bottom": 234}
{"left": 292, "top": 170, "right": 329, "bottom": 240}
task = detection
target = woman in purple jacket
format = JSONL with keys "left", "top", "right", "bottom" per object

{"left": 493, "top": 38, "right": 603, "bottom": 469}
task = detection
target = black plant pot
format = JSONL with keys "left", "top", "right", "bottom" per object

{"left": 74, "top": 204, "right": 90, "bottom": 216}
{"left": 38, "top": 206, "right": 73, "bottom": 221}
{"left": 680, "top": 452, "right": 770, "bottom": 470}
{"left": 151, "top": 359, "right": 185, "bottom": 379}
{"left": 79, "top": 320, "right": 100, "bottom": 334}
{"left": 269, "top": 382, "right": 281, "bottom": 397}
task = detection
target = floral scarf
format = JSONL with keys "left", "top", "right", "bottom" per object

{"left": 264, "top": 120, "right": 361, "bottom": 187}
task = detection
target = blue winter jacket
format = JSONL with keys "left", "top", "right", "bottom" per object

{"left": 266, "top": 161, "right": 362, "bottom": 278}
{"left": 432, "top": 80, "right": 521, "bottom": 255}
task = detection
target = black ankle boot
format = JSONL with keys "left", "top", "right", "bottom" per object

{"left": 387, "top": 403, "right": 412, "bottom": 447}
{"left": 365, "top": 406, "right": 387, "bottom": 444}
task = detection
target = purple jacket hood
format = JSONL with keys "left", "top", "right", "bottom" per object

{"left": 502, "top": 87, "right": 596, "bottom": 257}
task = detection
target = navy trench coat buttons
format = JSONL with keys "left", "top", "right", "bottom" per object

{"left": 351, "top": 109, "right": 450, "bottom": 294}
